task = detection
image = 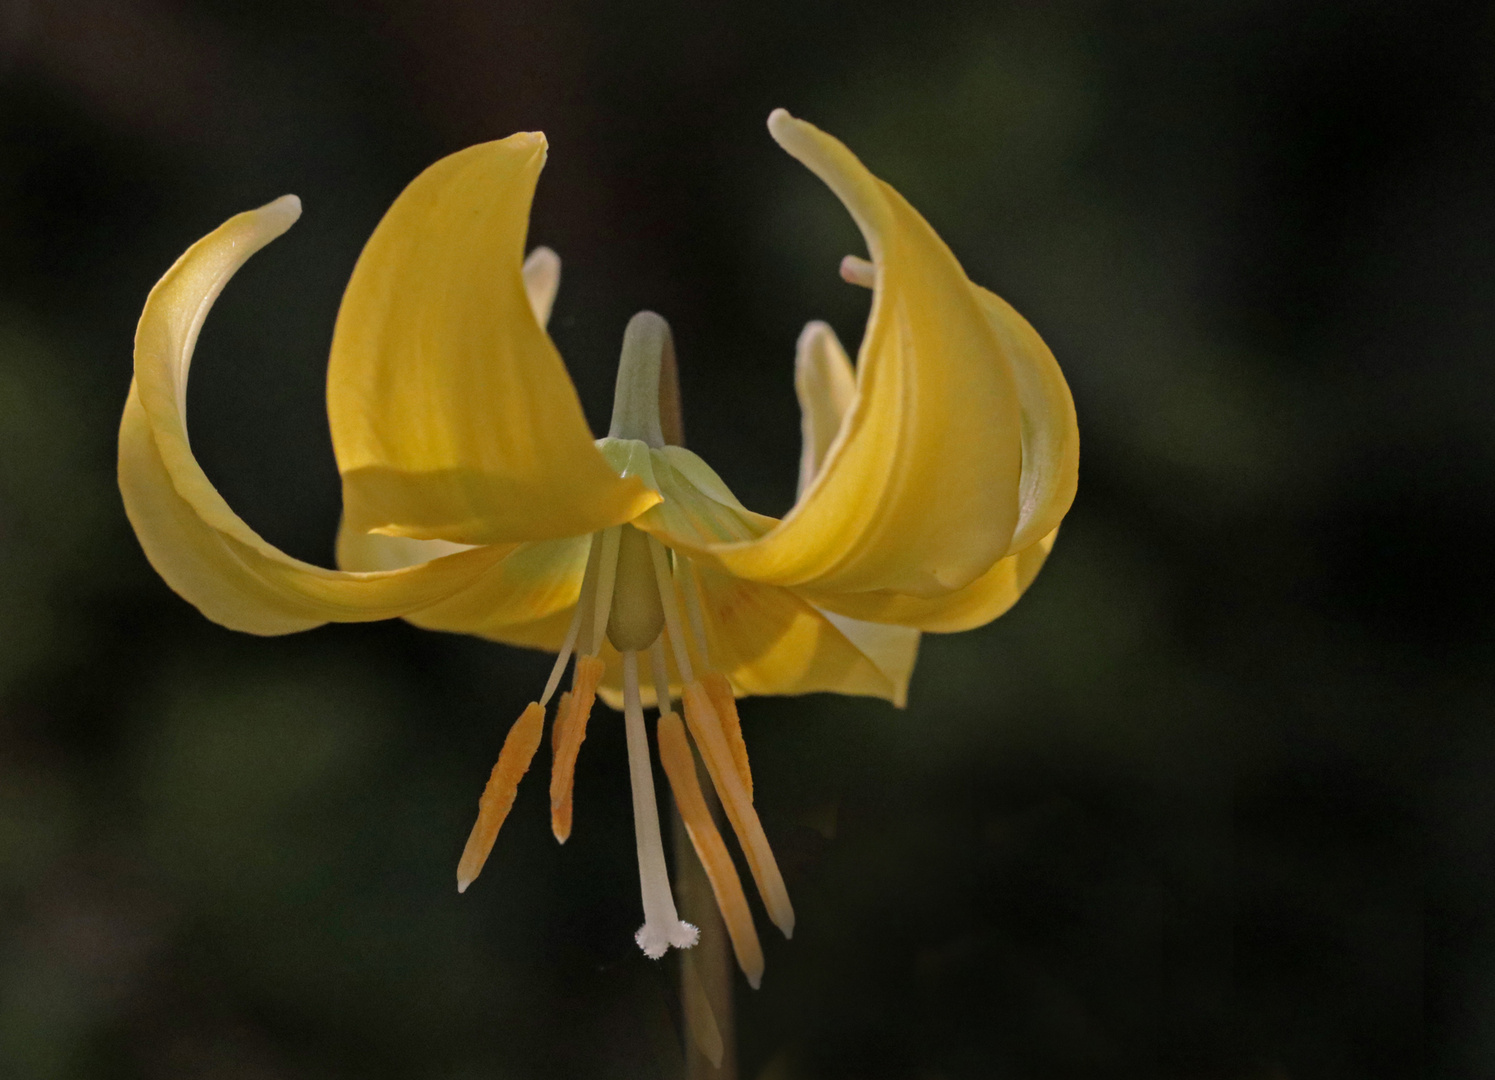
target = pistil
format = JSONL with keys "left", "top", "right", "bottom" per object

{"left": 608, "top": 310, "right": 696, "bottom": 958}
{"left": 623, "top": 651, "right": 699, "bottom": 957}
{"left": 458, "top": 306, "right": 793, "bottom": 974}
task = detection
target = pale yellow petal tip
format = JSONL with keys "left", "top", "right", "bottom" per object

{"left": 254, "top": 194, "right": 301, "bottom": 237}
{"left": 839, "top": 254, "right": 876, "bottom": 288}
{"left": 504, "top": 131, "right": 549, "bottom": 159}
{"left": 766, "top": 108, "right": 806, "bottom": 151}
{"left": 524, "top": 245, "right": 560, "bottom": 277}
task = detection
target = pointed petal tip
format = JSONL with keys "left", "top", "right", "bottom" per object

{"left": 796, "top": 319, "right": 832, "bottom": 347}
{"left": 511, "top": 130, "right": 549, "bottom": 159}
{"left": 839, "top": 254, "right": 876, "bottom": 288}
{"left": 746, "top": 970, "right": 763, "bottom": 991}
{"left": 456, "top": 874, "right": 471, "bottom": 894}
{"left": 265, "top": 192, "right": 301, "bottom": 218}
{"left": 767, "top": 108, "right": 800, "bottom": 148}
{"left": 253, "top": 194, "right": 301, "bottom": 240}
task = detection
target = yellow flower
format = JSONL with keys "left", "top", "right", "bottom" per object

{"left": 119, "top": 110, "right": 1078, "bottom": 987}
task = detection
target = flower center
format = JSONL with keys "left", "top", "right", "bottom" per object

{"left": 608, "top": 524, "right": 665, "bottom": 651}
{"left": 456, "top": 310, "right": 790, "bottom": 981}
{"left": 603, "top": 310, "right": 699, "bottom": 956}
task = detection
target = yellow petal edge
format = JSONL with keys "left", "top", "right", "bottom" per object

{"left": 119, "top": 196, "right": 512, "bottom": 635}
{"left": 642, "top": 110, "right": 1024, "bottom": 598}
{"left": 327, "top": 135, "right": 658, "bottom": 546}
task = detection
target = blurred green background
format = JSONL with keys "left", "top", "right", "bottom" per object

{"left": 0, "top": 0, "right": 1468, "bottom": 1076}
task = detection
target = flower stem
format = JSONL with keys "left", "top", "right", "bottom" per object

{"left": 609, "top": 311, "right": 671, "bottom": 447}
{"left": 675, "top": 774, "right": 738, "bottom": 1077}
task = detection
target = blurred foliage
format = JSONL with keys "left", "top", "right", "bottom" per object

{"left": 0, "top": 0, "right": 1476, "bottom": 1076}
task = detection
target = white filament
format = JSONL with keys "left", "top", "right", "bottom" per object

{"left": 540, "top": 532, "right": 603, "bottom": 706}
{"left": 588, "top": 526, "right": 622, "bottom": 656}
{"left": 649, "top": 639, "right": 673, "bottom": 711}
{"left": 622, "top": 651, "right": 698, "bottom": 958}
{"left": 647, "top": 537, "right": 695, "bottom": 683}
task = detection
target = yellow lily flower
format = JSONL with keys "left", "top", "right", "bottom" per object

{"left": 118, "top": 109, "right": 1078, "bottom": 988}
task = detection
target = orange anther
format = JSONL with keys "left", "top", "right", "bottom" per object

{"left": 702, "top": 671, "right": 752, "bottom": 802}
{"left": 682, "top": 681, "right": 794, "bottom": 938}
{"left": 549, "top": 655, "right": 605, "bottom": 843}
{"left": 658, "top": 710, "right": 764, "bottom": 988}
{"left": 551, "top": 690, "right": 573, "bottom": 756}
{"left": 457, "top": 701, "right": 545, "bottom": 892}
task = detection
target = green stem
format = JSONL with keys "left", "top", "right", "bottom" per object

{"left": 609, "top": 311, "right": 672, "bottom": 447}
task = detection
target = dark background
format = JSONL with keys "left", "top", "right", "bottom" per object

{"left": 0, "top": 1, "right": 1470, "bottom": 1076}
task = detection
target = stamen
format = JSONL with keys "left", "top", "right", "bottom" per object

{"left": 457, "top": 701, "right": 546, "bottom": 892}
{"left": 550, "top": 655, "right": 604, "bottom": 843}
{"left": 622, "top": 652, "right": 698, "bottom": 958}
{"left": 649, "top": 638, "right": 674, "bottom": 710}
{"left": 839, "top": 254, "right": 876, "bottom": 288}
{"left": 540, "top": 532, "right": 604, "bottom": 706}
{"left": 551, "top": 691, "right": 573, "bottom": 755}
{"left": 682, "top": 683, "right": 795, "bottom": 938}
{"left": 658, "top": 708, "right": 765, "bottom": 987}
{"left": 588, "top": 526, "right": 622, "bottom": 657}
{"left": 702, "top": 672, "right": 753, "bottom": 803}
{"left": 647, "top": 535, "right": 695, "bottom": 683}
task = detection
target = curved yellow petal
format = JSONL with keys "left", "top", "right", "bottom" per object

{"left": 334, "top": 516, "right": 584, "bottom": 650}
{"left": 814, "top": 610, "right": 920, "bottom": 707}
{"left": 326, "top": 136, "right": 657, "bottom": 546}
{"left": 329, "top": 242, "right": 569, "bottom": 578}
{"left": 591, "top": 562, "right": 915, "bottom": 709}
{"left": 794, "top": 320, "right": 857, "bottom": 501}
{"left": 974, "top": 287, "right": 1079, "bottom": 555}
{"left": 120, "top": 198, "right": 511, "bottom": 635}
{"left": 802, "top": 528, "right": 1058, "bottom": 634}
{"left": 399, "top": 535, "right": 591, "bottom": 643}
{"left": 657, "top": 112, "right": 1023, "bottom": 598}
{"left": 462, "top": 605, "right": 578, "bottom": 654}
{"left": 790, "top": 325, "right": 923, "bottom": 702}
{"left": 624, "top": 443, "right": 776, "bottom": 546}
{"left": 688, "top": 563, "right": 908, "bottom": 703}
